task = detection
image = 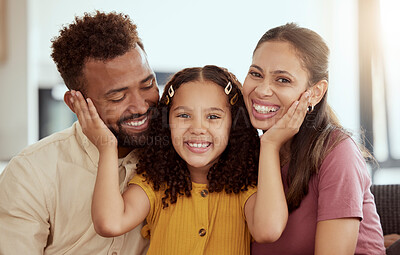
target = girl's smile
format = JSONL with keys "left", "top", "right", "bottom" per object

{"left": 185, "top": 140, "right": 212, "bottom": 153}
{"left": 169, "top": 81, "right": 232, "bottom": 182}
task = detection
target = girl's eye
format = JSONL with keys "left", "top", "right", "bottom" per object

{"left": 277, "top": 77, "right": 291, "bottom": 83}
{"left": 177, "top": 113, "right": 190, "bottom": 119}
{"left": 207, "top": 114, "right": 221, "bottom": 120}
{"left": 249, "top": 71, "right": 262, "bottom": 78}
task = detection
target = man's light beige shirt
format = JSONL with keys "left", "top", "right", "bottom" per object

{"left": 0, "top": 122, "right": 148, "bottom": 254}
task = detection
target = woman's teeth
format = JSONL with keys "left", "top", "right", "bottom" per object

{"left": 125, "top": 117, "right": 147, "bottom": 126}
{"left": 188, "top": 142, "right": 210, "bottom": 148}
{"left": 253, "top": 104, "right": 278, "bottom": 114}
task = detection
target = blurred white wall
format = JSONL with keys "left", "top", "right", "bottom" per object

{"left": 0, "top": 0, "right": 399, "bottom": 183}
{"left": 0, "top": 0, "right": 33, "bottom": 160}
{"left": 0, "top": 0, "right": 360, "bottom": 160}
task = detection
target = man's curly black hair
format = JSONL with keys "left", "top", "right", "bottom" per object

{"left": 136, "top": 65, "right": 260, "bottom": 208}
{"left": 51, "top": 11, "right": 143, "bottom": 93}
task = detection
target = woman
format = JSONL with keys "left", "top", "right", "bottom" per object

{"left": 243, "top": 23, "right": 385, "bottom": 254}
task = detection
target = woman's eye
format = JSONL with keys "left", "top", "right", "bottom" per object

{"left": 277, "top": 78, "right": 291, "bottom": 83}
{"left": 177, "top": 113, "right": 190, "bottom": 118}
{"left": 249, "top": 71, "right": 262, "bottom": 78}
{"left": 207, "top": 114, "right": 221, "bottom": 120}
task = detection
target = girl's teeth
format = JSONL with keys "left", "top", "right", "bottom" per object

{"left": 188, "top": 143, "right": 209, "bottom": 148}
{"left": 253, "top": 104, "right": 278, "bottom": 114}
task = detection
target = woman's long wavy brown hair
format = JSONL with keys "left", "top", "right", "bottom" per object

{"left": 254, "top": 23, "right": 373, "bottom": 212}
{"left": 136, "top": 65, "right": 260, "bottom": 208}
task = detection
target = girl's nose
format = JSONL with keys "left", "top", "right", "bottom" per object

{"left": 189, "top": 118, "right": 206, "bottom": 135}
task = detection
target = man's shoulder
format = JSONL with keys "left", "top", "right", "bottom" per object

{"left": 2, "top": 122, "right": 93, "bottom": 182}
{"left": 19, "top": 123, "right": 79, "bottom": 157}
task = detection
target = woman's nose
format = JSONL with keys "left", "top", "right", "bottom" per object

{"left": 255, "top": 81, "right": 273, "bottom": 97}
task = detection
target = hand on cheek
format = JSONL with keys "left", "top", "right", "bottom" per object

{"left": 70, "top": 90, "right": 117, "bottom": 151}
{"left": 260, "top": 90, "right": 310, "bottom": 148}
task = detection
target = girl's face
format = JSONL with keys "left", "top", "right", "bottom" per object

{"left": 169, "top": 81, "right": 232, "bottom": 173}
{"left": 242, "top": 41, "right": 310, "bottom": 131}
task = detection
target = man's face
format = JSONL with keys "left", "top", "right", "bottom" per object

{"left": 83, "top": 46, "right": 159, "bottom": 150}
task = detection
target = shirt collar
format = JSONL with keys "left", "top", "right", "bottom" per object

{"left": 73, "top": 121, "right": 139, "bottom": 171}
{"left": 74, "top": 121, "right": 99, "bottom": 170}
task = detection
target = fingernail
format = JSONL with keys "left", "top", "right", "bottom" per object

{"left": 305, "top": 92, "right": 310, "bottom": 98}
{"left": 70, "top": 97, "right": 74, "bottom": 103}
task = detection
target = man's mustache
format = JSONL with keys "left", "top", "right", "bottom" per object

{"left": 118, "top": 108, "right": 154, "bottom": 124}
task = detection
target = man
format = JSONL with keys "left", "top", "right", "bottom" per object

{"left": 0, "top": 11, "right": 158, "bottom": 254}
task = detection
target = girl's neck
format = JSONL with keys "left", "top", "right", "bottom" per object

{"left": 187, "top": 165, "right": 210, "bottom": 184}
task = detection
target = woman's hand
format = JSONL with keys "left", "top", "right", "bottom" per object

{"left": 260, "top": 90, "right": 310, "bottom": 148}
{"left": 385, "top": 234, "right": 400, "bottom": 248}
{"left": 70, "top": 90, "right": 117, "bottom": 151}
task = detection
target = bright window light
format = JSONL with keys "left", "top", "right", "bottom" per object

{"left": 379, "top": 0, "right": 400, "bottom": 159}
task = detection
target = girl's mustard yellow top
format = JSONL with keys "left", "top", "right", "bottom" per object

{"left": 129, "top": 174, "right": 256, "bottom": 255}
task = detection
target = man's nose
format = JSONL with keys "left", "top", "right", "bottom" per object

{"left": 127, "top": 93, "right": 149, "bottom": 115}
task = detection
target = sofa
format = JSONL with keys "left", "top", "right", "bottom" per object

{"left": 370, "top": 184, "right": 400, "bottom": 254}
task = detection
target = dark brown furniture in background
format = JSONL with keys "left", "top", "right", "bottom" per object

{"left": 370, "top": 184, "right": 400, "bottom": 255}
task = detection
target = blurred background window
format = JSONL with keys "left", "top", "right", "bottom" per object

{"left": 359, "top": 0, "right": 400, "bottom": 182}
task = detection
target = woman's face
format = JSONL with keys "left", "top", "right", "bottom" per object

{"left": 242, "top": 41, "right": 310, "bottom": 131}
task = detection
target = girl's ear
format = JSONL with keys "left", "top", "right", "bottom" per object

{"left": 64, "top": 91, "right": 76, "bottom": 113}
{"left": 309, "top": 80, "right": 328, "bottom": 106}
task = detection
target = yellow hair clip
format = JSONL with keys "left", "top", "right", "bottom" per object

{"left": 230, "top": 93, "right": 238, "bottom": 105}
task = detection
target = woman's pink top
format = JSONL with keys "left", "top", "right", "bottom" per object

{"left": 252, "top": 138, "right": 385, "bottom": 255}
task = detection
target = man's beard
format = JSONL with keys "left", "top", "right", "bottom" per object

{"left": 108, "top": 109, "right": 154, "bottom": 149}
{"left": 109, "top": 127, "right": 149, "bottom": 149}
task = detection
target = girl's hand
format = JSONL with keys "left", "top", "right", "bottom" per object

{"left": 70, "top": 90, "right": 117, "bottom": 151}
{"left": 260, "top": 90, "right": 310, "bottom": 148}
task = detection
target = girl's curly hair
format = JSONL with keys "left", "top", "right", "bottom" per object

{"left": 51, "top": 11, "right": 143, "bottom": 94}
{"left": 136, "top": 65, "right": 260, "bottom": 208}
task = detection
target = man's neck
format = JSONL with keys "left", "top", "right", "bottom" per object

{"left": 117, "top": 147, "right": 133, "bottom": 158}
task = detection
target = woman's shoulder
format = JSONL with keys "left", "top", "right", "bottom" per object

{"left": 323, "top": 129, "right": 362, "bottom": 160}
{"left": 318, "top": 131, "right": 368, "bottom": 180}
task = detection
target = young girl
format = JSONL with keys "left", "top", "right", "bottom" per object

{"left": 70, "top": 65, "right": 308, "bottom": 254}
{"left": 243, "top": 23, "right": 386, "bottom": 254}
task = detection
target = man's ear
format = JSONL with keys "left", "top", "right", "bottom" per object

{"left": 64, "top": 91, "right": 75, "bottom": 113}
{"left": 309, "top": 80, "right": 328, "bottom": 106}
